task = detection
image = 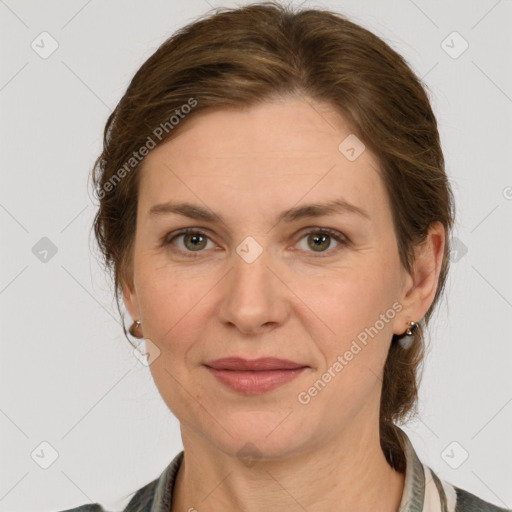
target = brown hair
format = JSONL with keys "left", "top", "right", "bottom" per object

{"left": 90, "top": 1, "right": 455, "bottom": 472}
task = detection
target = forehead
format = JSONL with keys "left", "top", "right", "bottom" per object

{"left": 138, "top": 97, "right": 388, "bottom": 221}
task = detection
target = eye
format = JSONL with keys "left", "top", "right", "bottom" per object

{"left": 163, "top": 228, "right": 215, "bottom": 257}
{"left": 162, "top": 227, "right": 348, "bottom": 258}
{"left": 295, "top": 228, "right": 348, "bottom": 256}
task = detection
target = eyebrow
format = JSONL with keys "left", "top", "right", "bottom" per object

{"left": 148, "top": 198, "right": 370, "bottom": 224}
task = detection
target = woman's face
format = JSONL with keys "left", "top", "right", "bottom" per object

{"left": 123, "top": 96, "right": 433, "bottom": 459}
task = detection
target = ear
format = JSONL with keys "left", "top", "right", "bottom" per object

{"left": 393, "top": 221, "right": 446, "bottom": 335}
{"left": 121, "top": 272, "right": 140, "bottom": 324}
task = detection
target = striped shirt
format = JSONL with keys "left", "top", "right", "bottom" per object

{"left": 60, "top": 431, "right": 511, "bottom": 512}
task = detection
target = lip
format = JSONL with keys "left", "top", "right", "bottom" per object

{"left": 203, "top": 357, "right": 309, "bottom": 395}
{"left": 204, "top": 357, "right": 307, "bottom": 371}
{"left": 205, "top": 367, "right": 308, "bottom": 395}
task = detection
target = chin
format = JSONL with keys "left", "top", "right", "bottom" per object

{"left": 205, "top": 410, "right": 314, "bottom": 462}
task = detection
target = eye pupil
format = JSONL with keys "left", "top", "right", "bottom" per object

{"left": 309, "top": 233, "right": 330, "bottom": 251}
{"left": 185, "top": 233, "right": 207, "bottom": 251}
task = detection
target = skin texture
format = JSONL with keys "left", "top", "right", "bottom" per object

{"left": 122, "top": 96, "right": 445, "bottom": 512}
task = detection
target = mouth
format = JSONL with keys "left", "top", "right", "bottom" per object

{"left": 203, "top": 357, "right": 309, "bottom": 395}
{"left": 203, "top": 356, "right": 308, "bottom": 371}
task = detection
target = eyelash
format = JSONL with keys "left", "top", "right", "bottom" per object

{"left": 162, "top": 227, "right": 349, "bottom": 259}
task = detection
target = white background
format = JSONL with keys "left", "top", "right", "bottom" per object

{"left": 1, "top": 0, "right": 511, "bottom": 510}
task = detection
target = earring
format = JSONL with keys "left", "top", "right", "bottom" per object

{"left": 129, "top": 320, "right": 142, "bottom": 338}
{"left": 405, "top": 321, "right": 418, "bottom": 336}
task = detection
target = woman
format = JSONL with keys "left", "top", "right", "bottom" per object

{"left": 61, "top": 2, "right": 510, "bottom": 511}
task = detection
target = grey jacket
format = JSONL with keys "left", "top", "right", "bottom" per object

{"left": 59, "top": 431, "right": 511, "bottom": 512}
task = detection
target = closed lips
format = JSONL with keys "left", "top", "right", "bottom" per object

{"left": 204, "top": 357, "right": 308, "bottom": 371}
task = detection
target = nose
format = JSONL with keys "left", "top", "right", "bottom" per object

{"left": 217, "top": 239, "right": 289, "bottom": 335}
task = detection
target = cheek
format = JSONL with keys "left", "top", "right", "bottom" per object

{"left": 136, "top": 254, "right": 209, "bottom": 332}
{"left": 296, "top": 273, "right": 397, "bottom": 424}
{"left": 307, "top": 265, "right": 398, "bottom": 330}
{"left": 299, "top": 259, "right": 400, "bottom": 368}
{"left": 137, "top": 270, "right": 209, "bottom": 418}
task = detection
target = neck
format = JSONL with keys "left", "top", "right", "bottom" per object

{"left": 171, "top": 423, "right": 405, "bottom": 512}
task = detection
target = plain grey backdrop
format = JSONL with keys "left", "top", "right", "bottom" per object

{"left": 1, "top": 0, "right": 511, "bottom": 510}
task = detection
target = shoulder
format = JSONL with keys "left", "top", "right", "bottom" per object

{"left": 55, "top": 466, "right": 163, "bottom": 512}
{"left": 54, "top": 481, "right": 157, "bottom": 512}
{"left": 453, "top": 485, "right": 512, "bottom": 512}
{"left": 402, "top": 429, "right": 510, "bottom": 512}
{"left": 54, "top": 480, "right": 157, "bottom": 512}
{"left": 430, "top": 465, "right": 510, "bottom": 512}
{"left": 56, "top": 506, "right": 108, "bottom": 512}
